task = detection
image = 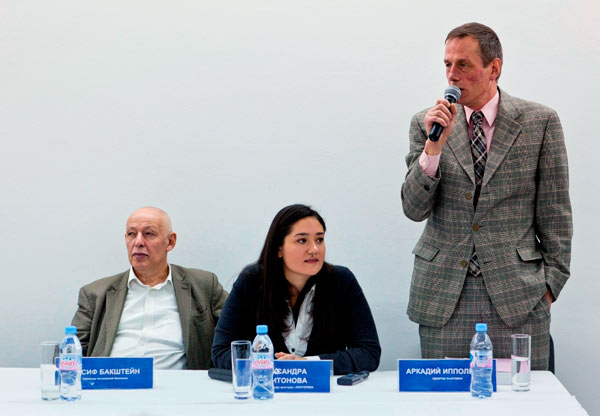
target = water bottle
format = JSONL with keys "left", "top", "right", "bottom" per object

{"left": 251, "top": 324, "right": 274, "bottom": 400}
{"left": 59, "top": 326, "right": 82, "bottom": 401}
{"left": 470, "top": 322, "right": 493, "bottom": 399}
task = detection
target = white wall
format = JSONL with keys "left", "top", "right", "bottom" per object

{"left": 1, "top": 0, "right": 598, "bottom": 413}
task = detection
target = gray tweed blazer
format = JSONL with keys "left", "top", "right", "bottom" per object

{"left": 401, "top": 88, "right": 572, "bottom": 328}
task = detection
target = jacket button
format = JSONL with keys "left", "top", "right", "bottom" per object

{"left": 424, "top": 184, "right": 431, "bottom": 191}
{"left": 465, "top": 192, "right": 472, "bottom": 200}
{"left": 472, "top": 224, "right": 480, "bottom": 231}
{"left": 460, "top": 260, "right": 468, "bottom": 268}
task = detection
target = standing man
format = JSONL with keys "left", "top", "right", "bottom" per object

{"left": 401, "top": 23, "right": 572, "bottom": 369}
{"left": 71, "top": 207, "right": 228, "bottom": 369}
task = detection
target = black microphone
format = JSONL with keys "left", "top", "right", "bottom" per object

{"left": 428, "top": 85, "right": 461, "bottom": 142}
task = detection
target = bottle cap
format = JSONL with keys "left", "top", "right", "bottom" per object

{"left": 65, "top": 326, "right": 77, "bottom": 334}
{"left": 256, "top": 324, "right": 268, "bottom": 334}
{"left": 475, "top": 323, "right": 487, "bottom": 332}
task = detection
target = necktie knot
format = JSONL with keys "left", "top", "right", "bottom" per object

{"left": 471, "top": 110, "right": 484, "bottom": 127}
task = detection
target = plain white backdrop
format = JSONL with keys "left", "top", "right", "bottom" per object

{"left": 1, "top": 0, "right": 598, "bottom": 414}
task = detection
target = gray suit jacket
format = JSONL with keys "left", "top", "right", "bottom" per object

{"left": 401, "top": 89, "right": 572, "bottom": 328}
{"left": 71, "top": 264, "right": 228, "bottom": 369}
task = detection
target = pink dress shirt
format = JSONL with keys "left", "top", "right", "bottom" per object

{"left": 419, "top": 90, "right": 500, "bottom": 177}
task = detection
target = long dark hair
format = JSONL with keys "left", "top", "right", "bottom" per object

{"left": 256, "top": 204, "right": 331, "bottom": 340}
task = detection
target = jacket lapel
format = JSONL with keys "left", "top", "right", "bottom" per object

{"left": 103, "top": 272, "right": 129, "bottom": 356}
{"left": 482, "top": 90, "right": 522, "bottom": 189}
{"left": 447, "top": 105, "right": 476, "bottom": 184}
{"left": 172, "top": 266, "right": 192, "bottom": 359}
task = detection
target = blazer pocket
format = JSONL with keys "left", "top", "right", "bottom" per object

{"left": 516, "top": 247, "right": 543, "bottom": 262}
{"left": 192, "top": 307, "right": 211, "bottom": 323}
{"left": 191, "top": 308, "right": 214, "bottom": 345}
{"left": 412, "top": 241, "right": 440, "bottom": 262}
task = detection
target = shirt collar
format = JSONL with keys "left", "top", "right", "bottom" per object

{"left": 128, "top": 264, "right": 173, "bottom": 290}
{"left": 465, "top": 89, "right": 500, "bottom": 127}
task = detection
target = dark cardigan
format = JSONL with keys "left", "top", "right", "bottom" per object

{"left": 210, "top": 263, "right": 381, "bottom": 375}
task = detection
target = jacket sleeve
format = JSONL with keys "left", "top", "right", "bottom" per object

{"left": 209, "top": 272, "right": 229, "bottom": 322}
{"left": 318, "top": 269, "right": 381, "bottom": 375}
{"left": 535, "top": 110, "right": 572, "bottom": 300}
{"left": 71, "top": 286, "right": 93, "bottom": 356}
{"left": 401, "top": 112, "right": 441, "bottom": 222}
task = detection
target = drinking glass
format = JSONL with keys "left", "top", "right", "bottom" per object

{"left": 231, "top": 340, "right": 252, "bottom": 399}
{"left": 40, "top": 341, "right": 60, "bottom": 400}
{"left": 511, "top": 334, "right": 531, "bottom": 392}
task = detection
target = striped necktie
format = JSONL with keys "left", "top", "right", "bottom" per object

{"left": 469, "top": 110, "right": 487, "bottom": 279}
{"left": 470, "top": 110, "right": 487, "bottom": 208}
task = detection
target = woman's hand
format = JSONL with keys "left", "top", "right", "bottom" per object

{"left": 275, "top": 352, "right": 306, "bottom": 361}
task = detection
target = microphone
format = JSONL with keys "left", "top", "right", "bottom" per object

{"left": 428, "top": 85, "right": 461, "bottom": 142}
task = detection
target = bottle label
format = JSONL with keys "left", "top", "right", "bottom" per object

{"left": 470, "top": 351, "right": 492, "bottom": 368}
{"left": 60, "top": 355, "right": 82, "bottom": 371}
{"left": 252, "top": 353, "right": 273, "bottom": 370}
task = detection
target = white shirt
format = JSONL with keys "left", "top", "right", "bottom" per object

{"left": 283, "top": 285, "right": 319, "bottom": 360}
{"left": 110, "top": 265, "right": 186, "bottom": 369}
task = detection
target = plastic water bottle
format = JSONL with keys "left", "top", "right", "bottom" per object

{"left": 470, "top": 322, "right": 493, "bottom": 399}
{"left": 251, "top": 324, "right": 274, "bottom": 400}
{"left": 59, "top": 326, "right": 82, "bottom": 401}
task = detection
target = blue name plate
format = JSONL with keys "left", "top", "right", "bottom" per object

{"left": 273, "top": 360, "right": 331, "bottom": 393}
{"left": 398, "top": 359, "right": 497, "bottom": 392}
{"left": 82, "top": 357, "right": 153, "bottom": 389}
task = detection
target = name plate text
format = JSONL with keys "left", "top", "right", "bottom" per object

{"left": 82, "top": 357, "right": 153, "bottom": 389}
{"left": 274, "top": 360, "right": 331, "bottom": 393}
{"left": 398, "top": 359, "right": 497, "bottom": 392}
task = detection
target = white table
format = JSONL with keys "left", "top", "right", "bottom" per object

{"left": 0, "top": 368, "right": 588, "bottom": 416}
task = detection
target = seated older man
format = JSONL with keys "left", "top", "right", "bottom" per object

{"left": 71, "top": 207, "right": 227, "bottom": 369}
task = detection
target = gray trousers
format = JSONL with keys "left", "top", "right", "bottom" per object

{"left": 419, "top": 271, "right": 550, "bottom": 370}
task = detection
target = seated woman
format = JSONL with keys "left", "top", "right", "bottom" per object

{"left": 211, "top": 204, "right": 381, "bottom": 375}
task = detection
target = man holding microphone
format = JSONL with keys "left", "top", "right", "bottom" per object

{"left": 401, "top": 22, "right": 572, "bottom": 369}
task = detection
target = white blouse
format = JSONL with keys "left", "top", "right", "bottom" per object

{"left": 283, "top": 285, "right": 317, "bottom": 358}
